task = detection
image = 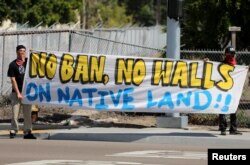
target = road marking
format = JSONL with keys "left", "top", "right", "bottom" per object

{"left": 5, "top": 160, "right": 161, "bottom": 165}
{"left": 108, "top": 150, "right": 207, "bottom": 160}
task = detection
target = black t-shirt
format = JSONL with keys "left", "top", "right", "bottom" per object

{"left": 7, "top": 58, "right": 28, "bottom": 93}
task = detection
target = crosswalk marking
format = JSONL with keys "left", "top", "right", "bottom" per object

{"left": 5, "top": 150, "right": 207, "bottom": 165}
{"left": 108, "top": 150, "right": 207, "bottom": 160}
{"left": 5, "top": 160, "right": 161, "bottom": 165}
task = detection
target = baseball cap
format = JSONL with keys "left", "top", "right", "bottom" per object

{"left": 225, "top": 46, "right": 236, "bottom": 54}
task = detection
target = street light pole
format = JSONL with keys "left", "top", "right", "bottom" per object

{"left": 156, "top": 0, "right": 188, "bottom": 128}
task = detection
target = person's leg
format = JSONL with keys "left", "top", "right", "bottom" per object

{"left": 22, "top": 104, "right": 32, "bottom": 133}
{"left": 229, "top": 113, "right": 242, "bottom": 135}
{"left": 10, "top": 93, "right": 21, "bottom": 138}
{"left": 22, "top": 104, "right": 36, "bottom": 139}
{"left": 219, "top": 114, "right": 227, "bottom": 135}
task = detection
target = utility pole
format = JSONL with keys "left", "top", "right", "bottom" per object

{"left": 156, "top": 0, "right": 188, "bottom": 128}
{"left": 156, "top": 0, "right": 161, "bottom": 25}
{"left": 81, "top": 0, "right": 87, "bottom": 29}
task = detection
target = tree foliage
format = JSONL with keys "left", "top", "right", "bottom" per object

{"left": 1, "top": 0, "right": 250, "bottom": 49}
{"left": 0, "top": 0, "right": 132, "bottom": 28}
{"left": 81, "top": 0, "right": 132, "bottom": 28}
{"left": 121, "top": 0, "right": 155, "bottom": 26}
{"left": 0, "top": 0, "right": 9, "bottom": 24}
{"left": 120, "top": 0, "right": 167, "bottom": 26}
{"left": 182, "top": 0, "right": 250, "bottom": 50}
{"left": 0, "top": 0, "right": 80, "bottom": 26}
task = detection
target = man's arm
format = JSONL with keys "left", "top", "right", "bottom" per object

{"left": 10, "top": 77, "right": 23, "bottom": 100}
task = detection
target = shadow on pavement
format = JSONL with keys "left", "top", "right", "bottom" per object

{"left": 47, "top": 132, "right": 216, "bottom": 142}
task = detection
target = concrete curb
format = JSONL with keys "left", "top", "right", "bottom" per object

{"left": 0, "top": 123, "right": 79, "bottom": 130}
{"left": 1, "top": 123, "right": 250, "bottom": 147}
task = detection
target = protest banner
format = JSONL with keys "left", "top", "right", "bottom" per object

{"left": 22, "top": 50, "right": 248, "bottom": 114}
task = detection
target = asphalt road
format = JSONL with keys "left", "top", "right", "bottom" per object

{"left": 1, "top": 125, "right": 250, "bottom": 165}
{"left": 0, "top": 139, "right": 207, "bottom": 165}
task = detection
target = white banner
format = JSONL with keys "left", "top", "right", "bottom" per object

{"left": 22, "top": 50, "right": 248, "bottom": 114}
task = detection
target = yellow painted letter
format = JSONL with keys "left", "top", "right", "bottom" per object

{"left": 152, "top": 60, "right": 173, "bottom": 86}
{"left": 60, "top": 54, "right": 74, "bottom": 83}
{"left": 216, "top": 64, "right": 234, "bottom": 91}
{"left": 46, "top": 54, "right": 57, "bottom": 80}
{"left": 203, "top": 62, "right": 215, "bottom": 89}
{"left": 115, "top": 59, "right": 134, "bottom": 85}
{"left": 73, "top": 55, "right": 89, "bottom": 83}
{"left": 30, "top": 52, "right": 47, "bottom": 78}
{"left": 90, "top": 56, "right": 106, "bottom": 83}
{"left": 171, "top": 61, "right": 188, "bottom": 87}
{"left": 132, "top": 59, "right": 146, "bottom": 86}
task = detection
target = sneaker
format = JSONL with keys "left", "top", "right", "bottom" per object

{"left": 23, "top": 132, "right": 37, "bottom": 139}
{"left": 9, "top": 132, "right": 16, "bottom": 139}
{"left": 230, "top": 130, "right": 242, "bottom": 135}
{"left": 221, "top": 131, "right": 226, "bottom": 135}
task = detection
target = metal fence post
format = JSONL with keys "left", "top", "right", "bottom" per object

{"left": 69, "top": 30, "right": 72, "bottom": 52}
{"left": 1, "top": 34, "right": 5, "bottom": 96}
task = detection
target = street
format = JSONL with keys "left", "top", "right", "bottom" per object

{"left": 0, "top": 138, "right": 207, "bottom": 165}
{"left": 1, "top": 126, "right": 250, "bottom": 165}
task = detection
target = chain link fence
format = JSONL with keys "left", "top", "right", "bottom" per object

{"left": 93, "top": 26, "right": 166, "bottom": 51}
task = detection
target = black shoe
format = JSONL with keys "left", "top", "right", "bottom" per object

{"left": 230, "top": 131, "right": 242, "bottom": 135}
{"left": 9, "top": 132, "right": 16, "bottom": 139}
{"left": 23, "top": 133, "right": 37, "bottom": 139}
{"left": 221, "top": 131, "right": 226, "bottom": 135}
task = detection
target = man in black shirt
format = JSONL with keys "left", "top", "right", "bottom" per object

{"left": 7, "top": 45, "right": 36, "bottom": 139}
{"left": 219, "top": 46, "right": 242, "bottom": 136}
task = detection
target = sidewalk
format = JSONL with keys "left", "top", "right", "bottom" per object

{"left": 1, "top": 123, "right": 250, "bottom": 147}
